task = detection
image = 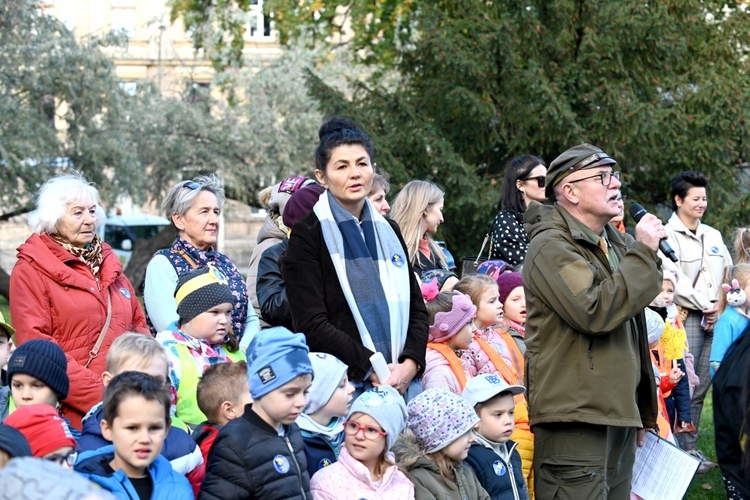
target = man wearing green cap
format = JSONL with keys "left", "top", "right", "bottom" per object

{"left": 522, "top": 143, "right": 666, "bottom": 499}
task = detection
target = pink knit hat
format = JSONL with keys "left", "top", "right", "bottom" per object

{"left": 428, "top": 293, "right": 476, "bottom": 343}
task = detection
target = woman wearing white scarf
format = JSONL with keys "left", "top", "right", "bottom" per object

{"left": 282, "top": 117, "right": 428, "bottom": 397}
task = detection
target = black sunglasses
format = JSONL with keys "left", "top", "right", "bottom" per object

{"left": 523, "top": 175, "right": 546, "bottom": 188}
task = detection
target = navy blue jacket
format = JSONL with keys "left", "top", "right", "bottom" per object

{"left": 75, "top": 445, "right": 193, "bottom": 500}
{"left": 300, "top": 432, "right": 338, "bottom": 479}
{"left": 465, "top": 439, "right": 529, "bottom": 500}
{"left": 663, "top": 357, "right": 691, "bottom": 426}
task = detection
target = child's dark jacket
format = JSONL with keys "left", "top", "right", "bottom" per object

{"left": 465, "top": 436, "right": 529, "bottom": 500}
{"left": 198, "top": 404, "right": 311, "bottom": 500}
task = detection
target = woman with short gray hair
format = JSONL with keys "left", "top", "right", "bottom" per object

{"left": 144, "top": 175, "right": 259, "bottom": 343}
{"left": 9, "top": 171, "right": 148, "bottom": 429}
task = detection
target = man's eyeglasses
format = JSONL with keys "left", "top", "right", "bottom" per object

{"left": 523, "top": 175, "right": 546, "bottom": 188}
{"left": 343, "top": 420, "right": 387, "bottom": 440}
{"left": 568, "top": 171, "right": 620, "bottom": 187}
{"left": 46, "top": 450, "right": 77, "bottom": 467}
{"left": 183, "top": 181, "right": 201, "bottom": 190}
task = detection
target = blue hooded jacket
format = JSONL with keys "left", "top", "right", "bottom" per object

{"left": 75, "top": 445, "right": 193, "bottom": 500}
{"left": 78, "top": 403, "right": 203, "bottom": 476}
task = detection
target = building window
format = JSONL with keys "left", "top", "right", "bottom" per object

{"left": 111, "top": 0, "right": 136, "bottom": 37}
{"left": 186, "top": 82, "right": 211, "bottom": 112}
{"left": 35, "top": 0, "right": 54, "bottom": 15}
{"left": 119, "top": 82, "right": 138, "bottom": 96}
{"left": 247, "top": 0, "right": 273, "bottom": 39}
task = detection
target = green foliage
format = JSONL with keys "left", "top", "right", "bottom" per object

{"left": 297, "top": 0, "right": 750, "bottom": 257}
{"left": 0, "top": 0, "right": 142, "bottom": 212}
{"left": 168, "top": 0, "right": 252, "bottom": 72}
{"left": 97, "top": 0, "right": 750, "bottom": 256}
{"left": 0, "top": 1, "right": 334, "bottom": 215}
{"left": 119, "top": 44, "right": 345, "bottom": 206}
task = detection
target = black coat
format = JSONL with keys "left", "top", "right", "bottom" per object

{"left": 198, "top": 405, "right": 311, "bottom": 500}
{"left": 712, "top": 327, "right": 750, "bottom": 499}
{"left": 257, "top": 239, "right": 294, "bottom": 330}
{"left": 281, "top": 211, "right": 429, "bottom": 383}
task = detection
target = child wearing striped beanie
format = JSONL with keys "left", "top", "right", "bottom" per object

{"left": 155, "top": 264, "right": 247, "bottom": 427}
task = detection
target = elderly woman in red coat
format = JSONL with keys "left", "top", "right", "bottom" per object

{"left": 9, "top": 172, "right": 147, "bottom": 429}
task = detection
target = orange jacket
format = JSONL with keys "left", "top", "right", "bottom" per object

{"left": 10, "top": 233, "right": 148, "bottom": 428}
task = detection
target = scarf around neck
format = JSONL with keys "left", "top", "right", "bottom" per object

{"left": 149, "top": 237, "right": 249, "bottom": 337}
{"left": 49, "top": 233, "right": 104, "bottom": 277}
{"left": 297, "top": 413, "right": 346, "bottom": 438}
{"left": 314, "top": 190, "right": 411, "bottom": 364}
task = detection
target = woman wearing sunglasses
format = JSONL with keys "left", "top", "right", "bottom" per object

{"left": 143, "top": 174, "right": 260, "bottom": 344}
{"left": 489, "top": 155, "right": 548, "bottom": 267}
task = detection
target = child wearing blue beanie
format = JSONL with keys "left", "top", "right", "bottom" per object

{"left": 199, "top": 327, "right": 314, "bottom": 500}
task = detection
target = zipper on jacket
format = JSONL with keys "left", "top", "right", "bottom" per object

{"left": 588, "top": 339, "right": 594, "bottom": 370}
{"left": 505, "top": 441, "right": 521, "bottom": 500}
{"left": 284, "top": 436, "right": 308, "bottom": 500}
{"left": 507, "top": 459, "right": 520, "bottom": 500}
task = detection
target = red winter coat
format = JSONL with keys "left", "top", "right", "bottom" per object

{"left": 9, "top": 233, "right": 148, "bottom": 428}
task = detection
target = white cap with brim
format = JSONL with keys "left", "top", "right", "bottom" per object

{"left": 462, "top": 373, "right": 525, "bottom": 407}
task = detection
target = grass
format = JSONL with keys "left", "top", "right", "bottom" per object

{"left": 685, "top": 388, "right": 725, "bottom": 499}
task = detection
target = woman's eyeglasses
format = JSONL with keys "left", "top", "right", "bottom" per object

{"left": 343, "top": 420, "right": 387, "bottom": 440}
{"left": 46, "top": 450, "right": 77, "bottom": 467}
{"left": 183, "top": 181, "right": 201, "bottom": 190}
{"left": 523, "top": 175, "right": 546, "bottom": 188}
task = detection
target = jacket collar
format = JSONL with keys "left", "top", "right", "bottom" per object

{"left": 472, "top": 431, "right": 517, "bottom": 461}
{"left": 668, "top": 212, "right": 705, "bottom": 238}
{"left": 337, "top": 446, "right": 400, "bottom": 490}
{"left": 17, "top": 233, "right": 119, "bottom": 291}
{"left": 241, "top": 404, "right": 293, "bottom": 436}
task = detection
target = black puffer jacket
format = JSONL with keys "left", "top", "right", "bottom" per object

{"left": 257, "top": 239, "right": 293, "bottom": 330}
{"left": 198, "top": 406, "right": 310, "bottom": 500}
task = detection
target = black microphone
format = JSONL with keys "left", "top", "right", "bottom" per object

{"left": 628, "top": 203, "right": 678, "bottom": 262}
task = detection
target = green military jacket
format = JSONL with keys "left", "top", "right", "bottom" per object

{"left": 522, "top": 202, "right": 659, "bottom": 429}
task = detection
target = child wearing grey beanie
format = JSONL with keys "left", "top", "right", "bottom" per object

{"left": 297, "top": 353, "right": 354, "bottom": 479}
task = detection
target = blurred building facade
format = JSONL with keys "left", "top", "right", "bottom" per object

{"left": 37, "top": 0, "right": 281, "bottom": 97}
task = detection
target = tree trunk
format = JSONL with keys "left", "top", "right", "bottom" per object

{"left": 0, "top": 267, "right": 10, "bottom": 300}
{"left": 124, "top": 226, "right": 176, "bottom": 294}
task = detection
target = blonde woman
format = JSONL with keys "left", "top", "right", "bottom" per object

{"left": 733, "top": 227, "right": 750, "bottom": 264}
{"left": 389, "top": 180, "right": 452, "bottom": 278}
